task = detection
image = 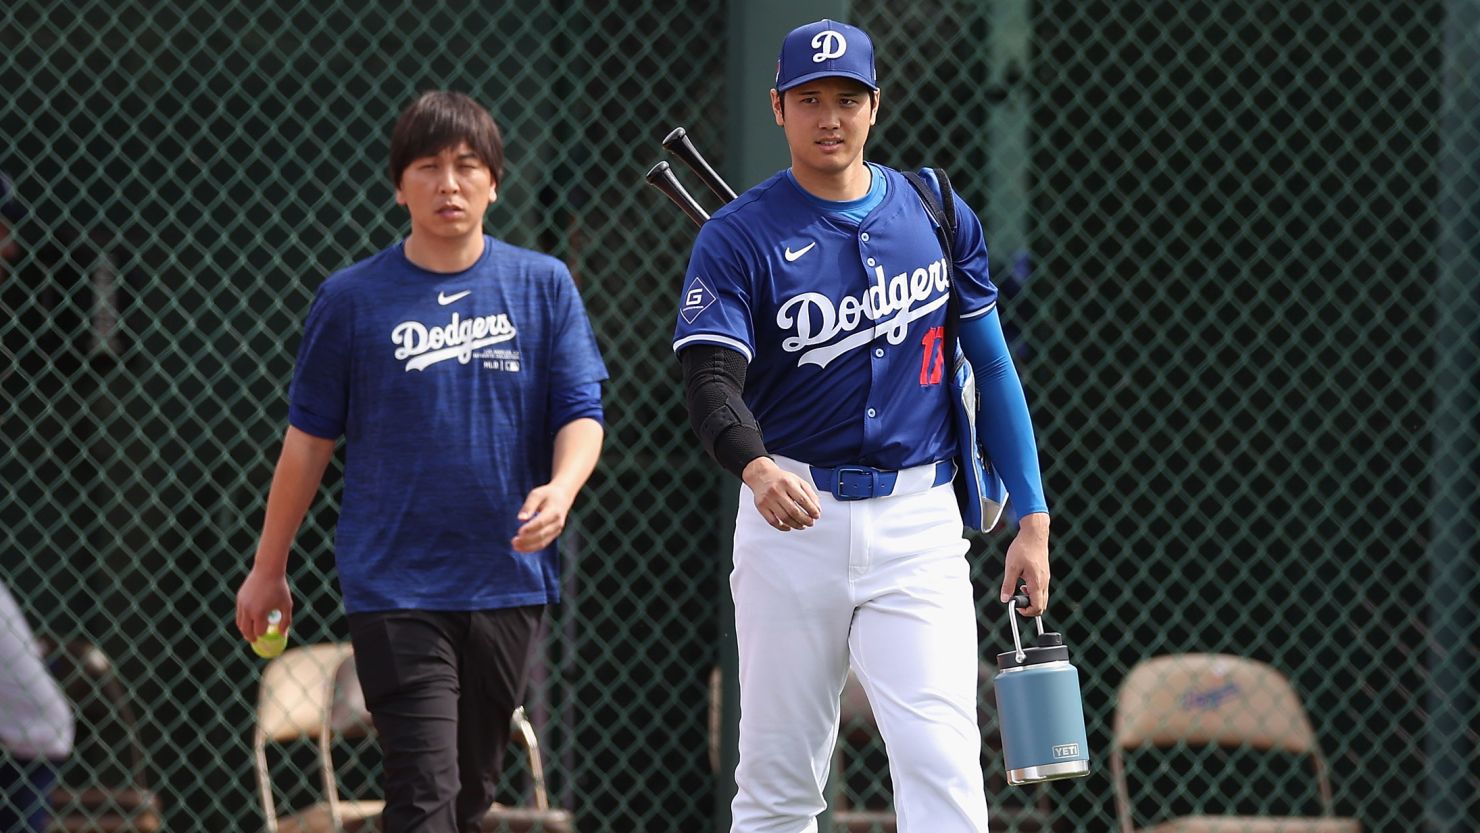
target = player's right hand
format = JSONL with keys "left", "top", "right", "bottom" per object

{"left": 235, "top": 567, "right": 293, "bottom": 643}
{"left": 742, "top": 457, "right": 822, "bottom": 531}
{"left": 1000, "top": 512, "right": 1051, "bottom": 616}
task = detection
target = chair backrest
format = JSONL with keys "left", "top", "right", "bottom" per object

{"left": 256, "top": 643, "right": 354, "bottom": 743}
{"left": 1114, "top": 653, "right": 1316, "bottom": 753}
{"left": 1111, "top": 653, "right": 1334, "bottom": 833}
{"left": 40, "top": 637, "right": 148, "bottom": 786}
{"left": 40, "top": 637, "right": 163, "bottom": 832}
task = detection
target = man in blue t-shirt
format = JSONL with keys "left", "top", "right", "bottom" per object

{"left": 235, "top": 91, "right": 607, "bottom": 833}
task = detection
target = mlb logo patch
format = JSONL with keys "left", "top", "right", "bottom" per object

{"left": 680, "top": 276, "right": 716, "bottom": 324}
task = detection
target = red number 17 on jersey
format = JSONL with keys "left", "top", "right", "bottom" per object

{"left": 919, "top": 326, "right": 945, "bottom": 386}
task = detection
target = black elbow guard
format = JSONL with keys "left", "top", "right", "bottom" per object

{"left": 680, "top": 346, "right": 769, "bottom": 477}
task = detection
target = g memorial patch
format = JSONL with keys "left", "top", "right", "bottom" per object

{"left": 680, "top": 276, "right": 715, "bottom": 323}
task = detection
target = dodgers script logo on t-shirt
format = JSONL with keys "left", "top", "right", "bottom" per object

{"left": 289, "top": 236, "right": 609, "bottom": 614}
{"left": 390, "top": 310, "right": 520, "bottom": 372}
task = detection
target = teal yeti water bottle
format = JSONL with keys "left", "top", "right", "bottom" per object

{"left": 994, "top": 592, "right": 1091, "bottom": 785}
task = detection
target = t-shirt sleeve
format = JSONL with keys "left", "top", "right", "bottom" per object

{"left": 549, "top": 265, "right": 609, "bottom": 391}
{"left": 921, "top": 168, "right": 998, "bottom": 320}
{"left": 548, "top": 380, "right": 605, "bottom": 433}
{"left": 288, "top": 283, "right": 352, "bottom": 439}
{"left": 671, "top": 222, "right": 757, "bottom": 362}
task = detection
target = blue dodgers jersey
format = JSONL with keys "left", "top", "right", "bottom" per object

{"left": 672, "top": 165, "right": 998, "bottom": 470}
{"left": 289, "top": 236, "right": 608, "bottom": 614}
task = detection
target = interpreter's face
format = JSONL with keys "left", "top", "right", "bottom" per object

{"left": 772, "top": 77, "right": 878, "bottom": 178}
{"left": 395, "top": 141, "right": 497, "bottom": 242}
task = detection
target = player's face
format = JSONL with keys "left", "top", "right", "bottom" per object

{"left": 395, "top": 142, "right": 497, "bottom": 242}
{"left": 773, "top": 78, "right": 879, "bottom": 179}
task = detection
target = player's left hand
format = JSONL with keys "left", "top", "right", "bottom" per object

{"left": 1001, "top": 512, "right": 1051, "bottom": 616}
{"left": 512, "top": 483, "right": 575, "bottom": 553}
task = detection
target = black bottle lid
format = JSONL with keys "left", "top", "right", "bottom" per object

{"left": 996, "top": 633, "right": 1070, "bottom": 670}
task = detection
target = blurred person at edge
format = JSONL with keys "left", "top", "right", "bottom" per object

{"left": 0, "top": 176, "right": 78, "bottom": 823}
{"left": 0, "top": 580, "right": 75, "bottom": 833}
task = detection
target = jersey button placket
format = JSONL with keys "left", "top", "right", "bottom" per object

{"left": 860, "top": 225, "right": 884, "bottom": 452}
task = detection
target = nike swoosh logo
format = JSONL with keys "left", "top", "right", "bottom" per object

{"left": 784, "top": 242, "right": 817, "bottom": 262}
{"left": 438, "top": 290, "right": 471, "bottom": 305}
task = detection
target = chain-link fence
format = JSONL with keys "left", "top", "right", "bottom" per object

{"left": 2, "top": 1, "right": 1476, "bottom": 832}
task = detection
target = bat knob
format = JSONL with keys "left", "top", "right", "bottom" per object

{"left": 661, "top": 126, "right": 688, "bottom": 150}
{"left": 645, "top": 160, "right": 672, "bottom": 181}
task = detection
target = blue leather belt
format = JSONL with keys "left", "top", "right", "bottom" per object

{"left": 809, "top": 461, "right": 955, "bottom": 501}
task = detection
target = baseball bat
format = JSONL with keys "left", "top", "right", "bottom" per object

{"left": 662, "top": 127, "right": 738, "bottom": 203}
{"left": 645, "top": 161, "right": 710, "bottom": 227}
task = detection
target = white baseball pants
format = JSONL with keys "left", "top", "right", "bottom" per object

{"left": 729, "top": 455, "right": 991, "bottom": 833}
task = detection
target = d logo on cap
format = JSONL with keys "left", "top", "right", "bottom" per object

{"left": 775, "top": 19, "right": 878, "bottom": 93}
{"left": 812, "top": 31, "right": 846, "bottom": 63}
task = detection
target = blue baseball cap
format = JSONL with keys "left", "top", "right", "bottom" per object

{"left": 774, "top": 19, "right": 877, "bottom": 93}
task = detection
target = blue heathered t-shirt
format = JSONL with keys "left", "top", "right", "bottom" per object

{"left": 288, "top": 236, "right": 608, "bottom": 614}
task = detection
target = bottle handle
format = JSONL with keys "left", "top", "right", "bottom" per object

{"left": 1007, "top": 589, "right": 1046, "bottom": 664}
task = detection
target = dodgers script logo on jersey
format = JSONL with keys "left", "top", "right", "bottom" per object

{"left": 391, "top": 291, "right": 522, "bottom": 373}
{"left": 776, "top": 253, "right": 950, "bottom": 369}
{"left": 678, "top": 244, "right": 952, "bottom": 372}
{"left": 673, "top": 165, "right": 997, "bottom": 468}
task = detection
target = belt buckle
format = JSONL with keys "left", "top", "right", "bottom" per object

{"left": 833, "top": 466, "right": 877, "bottom": 501}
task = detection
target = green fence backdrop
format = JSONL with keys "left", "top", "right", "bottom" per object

{"left": 2, "top": 1, "right": 1476, "bottom": 832}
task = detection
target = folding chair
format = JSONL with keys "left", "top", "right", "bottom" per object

{"left": 253, "top": 643, "right": 373, "bottom": 833}
{"left": 331, "top": 655, "right": 574, "bottom": 833}
{"left": 1111, "top": 653, "right": 1360, "bottom": 833}
{"left": 40, "top": 638, "right": 163, "bottom": 833}
{"left": 254, "top": 644, "right": 574, "bottom": 833}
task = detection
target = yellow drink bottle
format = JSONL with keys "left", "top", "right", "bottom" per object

{"left": 252, "top": 609, "right": 288, "bottom": 659}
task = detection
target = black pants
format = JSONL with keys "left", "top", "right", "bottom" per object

{"left": 347, "top": 607, "right": 543, "bottom": 833}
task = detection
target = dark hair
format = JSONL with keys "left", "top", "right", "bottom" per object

{"left": 388, "top": 91, "right": 505, "bottom": 187}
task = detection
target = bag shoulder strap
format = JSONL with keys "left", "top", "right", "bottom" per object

{"left": 902, "top": 167, "right": 963, "bottom": 355}
{"left": 934, "top": 167, "right": 958, "bottom": 244}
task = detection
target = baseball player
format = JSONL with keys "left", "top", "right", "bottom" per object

{"left": 235, "top": 91, "right": 607, "bottom": 833}
{"left": 672, "top": 20, "right": 1051, "bottom": 833}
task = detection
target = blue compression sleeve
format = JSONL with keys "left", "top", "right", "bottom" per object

{"left": 958, "top": 308, "right": 1049, "bottom": 518}
{"left": 549, "top": 381, "right": 605, "bottom": 435}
